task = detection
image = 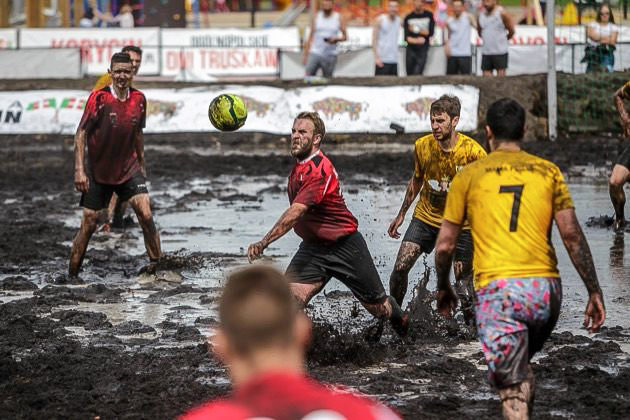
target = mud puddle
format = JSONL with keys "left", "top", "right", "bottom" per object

{"left": 1, "top": 139, "right": 629, "bottom": 418}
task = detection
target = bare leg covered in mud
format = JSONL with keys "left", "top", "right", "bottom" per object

{"left": 128, "top": 193, "right": 162, "bottom": 261}
{"left": 609, "top": 163, "right": 629, "bottom": 231}
{"left": 291, "top": 282, "right": 407, "bottom": 337}
{"left": 69, "top": 208, "right": 100, "bottom": 277}
{"left": 498, "top": 366, "right": 535, "bottom": 420}
{"left": 389, "top": 241, "right": 423, "bottom": 306}
{"left": 453, "top": 258, "right": 475, "bottom": 325}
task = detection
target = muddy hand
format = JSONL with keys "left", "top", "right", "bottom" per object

{"left": 74, "top": 171, "right": 89, "bottom": 193}
{"left": 437, "top": 287, "right": 458, "bottom": 318}
{"left": 388, "top": 215, "right": 403, "bottom": 239}
{"left": 584, "top": 291, "right": 606, "bottom": 333}
{"left": 247, "top": 241, "right": 266, "bottom": 263}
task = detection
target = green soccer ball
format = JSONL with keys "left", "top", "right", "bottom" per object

{"left": 208, "top": 93, "right": 248, "bottom": 131}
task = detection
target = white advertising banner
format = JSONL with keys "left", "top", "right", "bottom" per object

{"left": 160, "top": 28, "right": 299, "bottom": 77}
{"left": 284, "top": 85, "right": 478, "bottom": 132}
{"left": 18, "top": 28, "right": 160, "bottom": 75}
{"left": 0, "top": 29, "right": 17, "bottom": 49}
{"left": 0, "top": 84, "right": 479, "bottom": 135}
{"left": 161, "top": 47, "right": 280, "bottom": 78}
{"left": 161, "top": 27, "right": 301, "bottom": 49}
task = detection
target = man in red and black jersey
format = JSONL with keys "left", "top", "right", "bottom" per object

{"left": 247, "top": 111, "right": 407, "bottom": 337}
{"left": 69, "top": 52, "right": 162, "bottom": 278}
{"left": 182, "top": 265, "right": 401, "bottom": 420}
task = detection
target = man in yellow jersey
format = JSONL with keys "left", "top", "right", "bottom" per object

{"left": 387, "top": 95, "right": 486, "bottom": 318}
{"left": 435, "top": 98, "right": 606, "bottom": 419}
{"left": 611, "top": 81, "right": 630, "bottom": 230}
{"left": 93, "top": 46, "right": 143, "bottom": 231}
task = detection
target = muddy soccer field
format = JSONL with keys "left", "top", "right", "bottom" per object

{"left": 1, "top": 130, "right": 629, "bottom": 419}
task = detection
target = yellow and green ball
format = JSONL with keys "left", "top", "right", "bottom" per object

{"left": 208, "top": 93, "right": 248, "bottom": 131}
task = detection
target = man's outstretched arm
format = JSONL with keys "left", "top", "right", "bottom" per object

{"left": 554, "top": 208, "right": 606, "bottom": 332}
{"left": 248, "top": 203, "right": 308, "bottom": 262}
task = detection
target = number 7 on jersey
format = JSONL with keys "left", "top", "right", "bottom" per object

{"left": 499, "top": 185, "right": 524, "bottom": 232}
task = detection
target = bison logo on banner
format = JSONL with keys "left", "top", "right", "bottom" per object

{"left": 404, "top": 97, "right": 436, "bottom": 119}
{"left": 312, "top": 97, "right": 363, "bottom": 121}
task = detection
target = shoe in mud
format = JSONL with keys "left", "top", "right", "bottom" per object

{"left": 364, "top": 319, "right": 385, "bottom": 343}
{"left": 137, "top": 262, "right": 158, "bottom": 284}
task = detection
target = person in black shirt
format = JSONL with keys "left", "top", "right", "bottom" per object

{"left": 404, "top": 0, "right": 435, "bottom": 75}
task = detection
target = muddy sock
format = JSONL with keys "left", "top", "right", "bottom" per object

{"left": 387, "top": 296, "right": 408, "bottom": 337}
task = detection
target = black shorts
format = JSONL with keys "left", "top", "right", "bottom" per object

{"left": 375, "top": 63, "right": 398, "bottom": 76}
{"left": 446, "top": 56, "right": 473, "bottom": 75}
{"left": 402, "top": 218, "right": 473, "bottom": 264}
{"left": 481, "top": 53, "right": 508, "bottom": 71}
{"left": 80, "top": 171, "right": 148, "bottom": 211}
{"left": 617, "top": 145, "right": 630, "bottom": 170}
{"left": 286, "top": 231, "right": 387, "bottom": 304}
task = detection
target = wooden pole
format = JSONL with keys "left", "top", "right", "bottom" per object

{"left": 0, "top": 0, "right": 10, "bottom": 27}
{"left": 59, "top": 0, "right": 70, "bottom": 26}
{"left": 26, "top": 0, "right": 46, "bottom": 27}
{"left": 73, "top": 0, "right": 84, "bottom": 26}
{"left": 533, "top": 0, "right": 544, "bottom": 26}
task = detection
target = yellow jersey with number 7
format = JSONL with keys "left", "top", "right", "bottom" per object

{"left": 443, "top": 150, "right": 574, "bottom": 291}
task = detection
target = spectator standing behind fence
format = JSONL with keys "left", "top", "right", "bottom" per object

{"left": 478, "top": 0, "right": 514, "bottom": 76}
{"left": 404, "top": 0, "right": 435, "bottom": 76}
{"left": 303, "top": 0, "right": 348, "bottom": 78}
{"left": 373, "top": 1, "right": 402, "bottom": 76}
{"left": 445, "top": 0, "right": 475, "bottom": 75}
{"left": 584, "top": 3, "right": 618, "bottom": 73}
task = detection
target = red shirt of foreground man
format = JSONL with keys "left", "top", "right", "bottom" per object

{"left": 79, "top": 87, "right": 146, "bottom": 185}
{"left": 182, "top": 371, "right": 401, "bottom": 420}
{"left": 288, "top": 150, "right": 358, "bottom": 243}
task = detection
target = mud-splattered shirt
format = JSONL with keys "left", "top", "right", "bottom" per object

{"left": 288, "top": 150, "right": 358, "bottom": 243}
{"left": 79, "top": 86, "right": 145, "bottom": 185}
{"left": 182, "top": 371, "right": 401, "bottom": 420}
{"left": 444, "top": 150, "right": 575, "bottom": 290}
{"left": 413, "top": 133, "right": 486, "bottom": 227}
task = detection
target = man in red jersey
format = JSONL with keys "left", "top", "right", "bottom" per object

{"left": 69, "top": 52, "right": 162, "bottom": 278}
{"left": 247, "top": 111, "right": 407, "bottom": 336}
{"left": 182, "top": 265, "right": 401, "bottom": 420}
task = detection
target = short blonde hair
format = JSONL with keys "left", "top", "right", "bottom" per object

{"left": 295, "top": 111, "right": 326, "bottom": 140}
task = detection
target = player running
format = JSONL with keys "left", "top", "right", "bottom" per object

{"left": 387, "top": 95, "right": 486, "bottom": 316}
{"left": 611, "top": 81, "right": 630, "bottom": 230}
{"left": 183, "top": 265, "right": 401, "bottom": 419}
{"left": 94, "top": 45, "right": 144, "bottom": 232}
{"left": 247, "top": 111, "right": 408, "bottom": 337}
{"left": 435, "top": 98, "right": 606, "bottom": 419}
{"left": 69, "top": 52, "right": 162, "bottom": 278}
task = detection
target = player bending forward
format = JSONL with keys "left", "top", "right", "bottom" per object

{"left": 435, "top": 98, "right": 606, "bottom": 419}
{"left": 183, "top": 265, "right": 401, "bottom": 419}
{"left": 69, "top": 52, "right": 162, "bottom": 278}
{"left": 388, "top": 95, "right": 486, "bottom": 318}
{"left": 248, "top": 111, "right": 408, "bottom": 337}
{"left": 611, "top": 80, "right": 630, "bottom": 230}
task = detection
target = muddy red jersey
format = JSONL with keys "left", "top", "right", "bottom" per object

{"left": 288, "top": 151, "right": 358, "bottom": 243}
{"left": 78, "top": 86, "right": 145, "bottom": 185}
{"left": 182, "top": 372, "right": 401, "bottom": 420}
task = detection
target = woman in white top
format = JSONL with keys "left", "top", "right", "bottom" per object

{"left": 585, "top": 3, "right": 618, "bottom": 72}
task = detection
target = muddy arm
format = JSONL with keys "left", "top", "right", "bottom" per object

{"left": 73, "top": 128, "right": 89, "bottom": 193}
{"left": 614, "top": 86, "right": 630, "bottom": 136}
{"left": 554, "top": 208, "right": 606, "bottom": 332}
{"left": 248, "top": 203, "right": 308, "bottom": 262}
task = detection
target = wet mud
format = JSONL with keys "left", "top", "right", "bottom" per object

{"left": 1, "top": 134, "right": 629, "bottom": 419}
